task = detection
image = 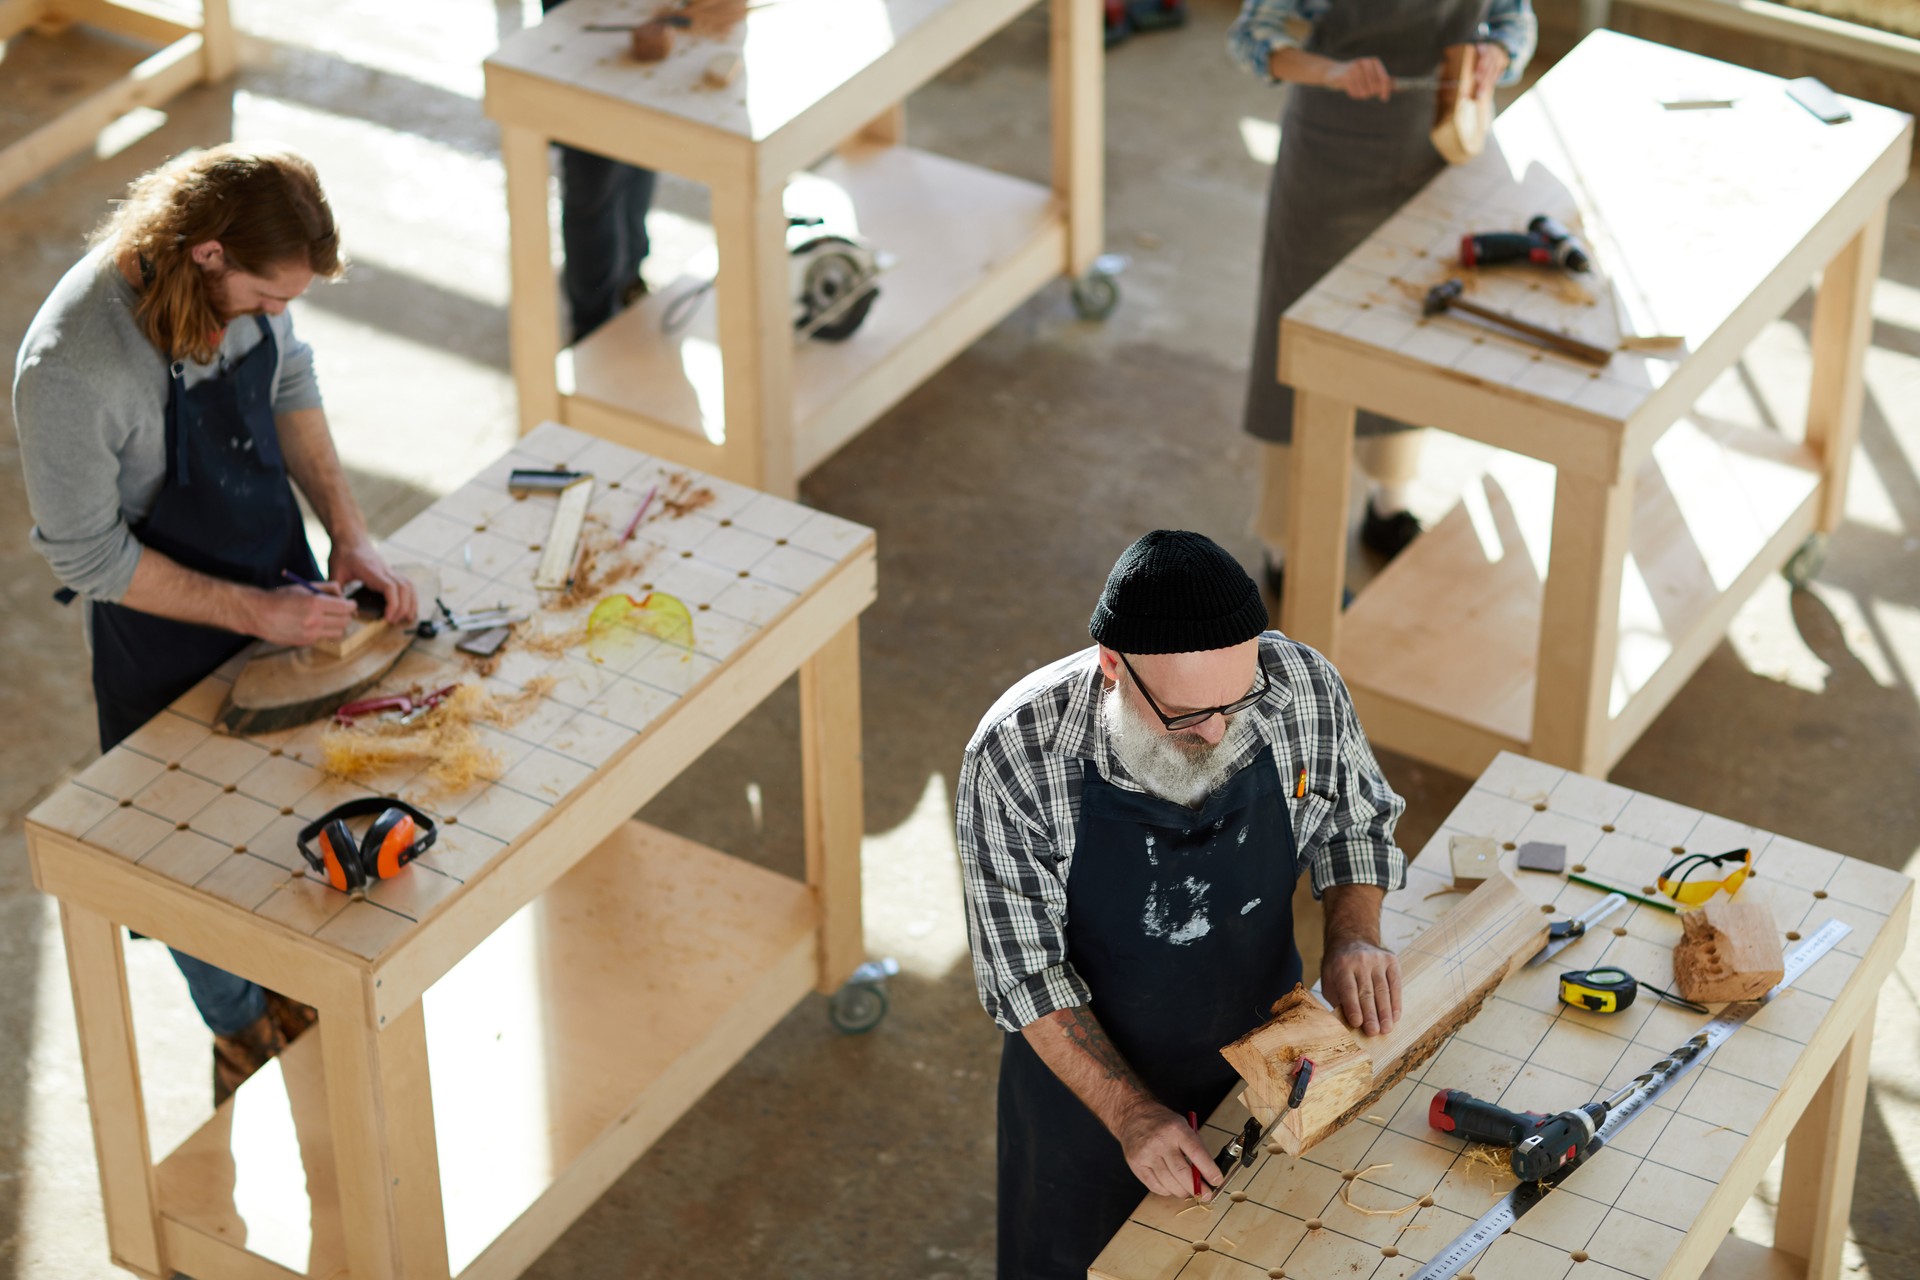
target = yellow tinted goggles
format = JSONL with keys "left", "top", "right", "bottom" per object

{"left": 1657, "top": 848, "right": 1752, "bottom": 906}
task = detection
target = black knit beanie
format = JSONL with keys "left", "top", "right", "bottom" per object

{"left": 1089, "top": 530, "right": 1268, "bottom": 655}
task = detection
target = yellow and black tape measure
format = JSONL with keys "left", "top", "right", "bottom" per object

{"left": 1559, "top": 967, "right": 1708, "bottom": 1016}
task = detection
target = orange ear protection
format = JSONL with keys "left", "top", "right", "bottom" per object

{"left": 297, "top": 798, "right": 437, "bottom": 894}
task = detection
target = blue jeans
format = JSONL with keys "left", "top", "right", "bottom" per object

{"left": 170, "top": 948, "right": 266, "bottom": 1037}
{"left": 557, "top": 146, "right": 656, "bottom": 341}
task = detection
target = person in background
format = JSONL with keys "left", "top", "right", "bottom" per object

{"left": 1228, "top": 0, "right": 1536, "bottom": 600}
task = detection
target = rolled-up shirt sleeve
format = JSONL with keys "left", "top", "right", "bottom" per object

{"left": 1488, "top": 0, "right": 1537, "bottom": 84}
{"left": 14, "top": 360, "right": 143, "bottom": 603}
{"left": 956, "top": 749, "right": 1090, "bottom": 1032}
{"left": 1227, "top": 0, "right": 1310, "bottom": 83}
{"left": 270, "top": 310, "right": 323, "bottom": 414}
{"left": 1306, "top": 662, "right": 1409, "bottom": 897}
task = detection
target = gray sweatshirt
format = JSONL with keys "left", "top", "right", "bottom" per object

{"left": 12, "top": 248, "right": 324, "bottom": 604}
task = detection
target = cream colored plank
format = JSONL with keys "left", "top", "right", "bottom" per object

{"left": 801, "top": 619, "right": 864, "bottom": 992}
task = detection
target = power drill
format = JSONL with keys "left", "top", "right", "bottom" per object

{"left": 1428, "top": 1088, "right": 1607, "bottom": 1181}
{"left": 1460, "top": 214, "right": 1591, "bottom": 274}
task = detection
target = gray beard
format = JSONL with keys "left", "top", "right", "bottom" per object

{"left": 1101, "top": 681, "right": 1250, "bottom": 808}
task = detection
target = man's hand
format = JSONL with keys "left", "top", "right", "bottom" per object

{"left": 1325, "top": 56, "right": 1392, "bottom": 101}
{"left": 1115, "top": 1100, "right": 1224, "bottom": 1201}
{"left": 329, "top": 537, "right": 417, "bottom": 626}
{"left": 248, "top": 584, "right": 357, "bottom": 647}
{"left": 1471, "top": 43, "right": 1509, "bottom": 101}
{"left": 1322, "top": 940, "right": 1402, "bottom": 1037}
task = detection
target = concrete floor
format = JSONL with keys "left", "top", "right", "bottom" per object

{"left": 3, "top": 1, "right": 1918, "bottom": 1276}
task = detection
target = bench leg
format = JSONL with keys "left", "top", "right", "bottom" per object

{"left": 1776, "top": 1006, "right": 1874, "bottom": 1280}
{"left": 801, "top": 618, "right": 864, "bottom": 993}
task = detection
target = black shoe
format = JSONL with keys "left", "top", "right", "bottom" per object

{"left": 1359, "top": 501, "right": 1423, "bottom": 562}
{"left": 1263, "top": 553, "right": 1354, "bottom": 617}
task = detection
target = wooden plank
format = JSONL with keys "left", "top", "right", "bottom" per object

{"left": 1221, "top": 870, "right": 1550, "bottom": 1155}
{"left": 0, "top": 31, "right": 203, "bottom": 203}
{"left": 1050, "top": 0, "right": 1102, "bottom": 277}
{"left": 160, "top": 1217, "right": 309, "bottom": 1280}
{"left": 1622, "top": 0, "right": 1920, "bottom": 77}
{"left": 1529, "top": 469, "right": 1633, "bottom": 772}
{"left": 55, "top": 0, "right": 190, "bottom": 46}
{"left": 501, "top": 124, "right": 563, "bottom": 434}
{"left": 1775, "top": 1007, "right": 1875, "bottom": 1280}
{"left": 844, "top": 102, "right": 905, "bottom": 149}
{"left": 1346, "top": 684, "right": 1528, "bottom": 777}
{"left": 560, "top": 394, "right": 750, "bottom": 485}
{"left": 800, "top": 619, "right": 865, "bottom": 993}
{"left": 317, "top": 987, "right": 450, "bottom": 1280}
{"left": 531, "top": 477, "right": 593, "bottom": 589}
{"left": 368, "top": 546, "right": 876, "bottom": 1022}
{"left": 58, "top": 899, "right": 167, "bottom": 1280}
{"left": 709, "top": 171, "right": 792, "bottom": 494}
{"left": 1805, "top": 208, "right": 1887, "bottom": 534}
{"left": 1279, "top": 391, "right": 1354, "bottom": 658}
{"left": 484, "top": 64, "right": 751, "bottom": 186}
{"left": 198, "top": 0, "right": 236, "bottom": 80}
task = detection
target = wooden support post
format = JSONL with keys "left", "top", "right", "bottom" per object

{"left": 200, "top": 0, "right": 237, "bottom": 80}
{"left": 1050, "top": 0, "right": 1102, "bottom": 277}
{"left": 319, "top": 990, "right": 451, "bottom": 1280}
{"left": 1805, "top": 207, "right": 1887, "bottom": 534}
{"left": 711, "top": 169, "right": 795, "bottom": 495}
{"left": 801, "top": 619, "right": 865, "bottom": 994}
{"left": 501, "top": 124, "right": 562, "bottom": 434}
{"left": 58, "top": 901, "right": 167, "bottom": 1280}
{"left": 1776, "top": 1006, "right": 1875, "bottom": 1280}
{"left": 1530, "top": 469, "right": 1632, "bottom": 771}
{"left": 846, "top": 103, "right": 905, "bottom": 149}
{"left": 1280, "top": 392, "right": 1356, "bottom": 659}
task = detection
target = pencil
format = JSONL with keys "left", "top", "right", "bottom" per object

{"left": 1567, "top": 872, "right": 1677, "bottom": 914}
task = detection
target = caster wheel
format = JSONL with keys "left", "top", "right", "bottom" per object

{"left": 1784, "top": 533, "right": 1827, "bottom": 589}
{"left": 829, "top": 981, "right": 889, "bottom": 1034}
{"left": 1071, "top": 262, "right": 1122, "bottom": 322}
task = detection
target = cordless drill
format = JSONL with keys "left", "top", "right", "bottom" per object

{"left": 1428, "top": 1088, "right": 1608, "bottom": 1181}
{"left": 1459, "top": 214, "right": 1592, "bottom": 274}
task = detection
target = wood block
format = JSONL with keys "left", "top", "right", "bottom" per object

{"left": 1673, "top": 899, "right": 1783, "bottom": 1003}
{"left": 1430, "top": 43, "right": 1493, "bottom": 165}
{"left": 1450, "top": 833, "right": 1499, "bottom": 887}
{"left": 312, "top": 615, "right": 390, "bottom": 661}
{"left": 629, "top": 18, "right": 673, "bottom": 62}
{"left": 1222, "top": 870, "right": 1550, "bottom": 1156}
{"left": 703, "top": 52, "right": 742, "bottom": 89}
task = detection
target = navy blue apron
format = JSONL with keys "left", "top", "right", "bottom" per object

{"left": 89, "top": 316, "right": 318, "bottom": 751}
{"left": 997, "top": 744, "right": 1302, "bottom": 1279}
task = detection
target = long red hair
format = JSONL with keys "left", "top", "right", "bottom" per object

{"left": 92, "top": 145, "right": 344, "bottom": 365}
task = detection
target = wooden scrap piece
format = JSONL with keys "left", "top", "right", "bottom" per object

{"left": 1672, "top": 899, "right": 1782, "bottom": 1003}
{"left": 1450, "top": 834, "right": 1499, "bottom": 888}
{"left": 534, "top": 477, "right": 594, "bottom": 590}
{"left": 1431, "top": 43, "right": 1493, "bottom": 165}
{"left": 1222, "top": 870, "right": 1549, "bottom": 1156}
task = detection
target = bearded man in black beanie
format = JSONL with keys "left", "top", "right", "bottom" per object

{"left": 956, "top": 529, "right": 1408, "bottom": 1279}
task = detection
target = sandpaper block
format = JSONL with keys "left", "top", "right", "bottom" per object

{"left": 1516, "top": 841, "right": 1567, "bottom": 873}
{"left": 1449, "top": 834, "right": 1499, "bottom": 888}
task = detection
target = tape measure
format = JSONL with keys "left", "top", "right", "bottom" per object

{"left": 1559, "top": 966, "right": 1704, "bottom": 1015}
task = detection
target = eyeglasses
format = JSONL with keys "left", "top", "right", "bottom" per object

{"left": 1657, "top": 848, "right": 1752, "bottom": 906}
{"left": 1117, "top": 652, "right": 1269, "bottom": 731}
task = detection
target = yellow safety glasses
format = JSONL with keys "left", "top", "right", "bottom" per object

{"left": 1657, "top": 848, "right": 1752, "bottom": 907}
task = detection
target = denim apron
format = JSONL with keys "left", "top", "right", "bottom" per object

{"left": 996, "top": 744, "right": 1302, "bottom": 1278}
{"left": 1243, "top": 0, "right": 1493, "bottom": 443}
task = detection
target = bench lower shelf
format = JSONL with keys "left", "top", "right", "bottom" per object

{"left": 152, "top": 819, "right": 820, "bottom": 1280}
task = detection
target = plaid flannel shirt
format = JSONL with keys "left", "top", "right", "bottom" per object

{"left": 956, "top": 634, "right": 1407, "bottom": 1033}
{"left": 1227, "top": 0, "right": 1537, "bottom": 85}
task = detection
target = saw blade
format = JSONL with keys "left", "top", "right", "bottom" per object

{"left": 1526, "top": 893, "right": 1628, "bottom": 967}
{"left": 1409, "top": 917, "right": 1852, "bottom": 1280}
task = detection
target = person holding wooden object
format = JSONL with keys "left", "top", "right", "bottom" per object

{"left": 12, "top": 145, "right": 416, "bottom": 1102}
{"left": 1227, "top": 0, "right": 1535, "bottom": 599}
{"left": 956, "top": 530, "right": 1408, "bottom": 1279}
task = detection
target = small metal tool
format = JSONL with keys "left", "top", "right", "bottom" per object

{"left": 1525, "top": 893, "right": 1626, "bottom": 967}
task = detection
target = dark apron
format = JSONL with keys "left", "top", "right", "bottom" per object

{"left": 1243, "top": 0, "right": 1492, "bottom": 443}
{"left": 997, "top": 745, "right": 1302, "bottom": 1280}
{"left": 90, "top": 316, "right": 318, "bottom": 751}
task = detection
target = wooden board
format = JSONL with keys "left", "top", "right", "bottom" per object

{"left": 1674, "top": 899, "right": 1785, "bottom": 1003}
{"left": 1429, "top": 42, "right": 1491, "bottom": 164}
{"left": 1093, "top": 752, "right": 1914, "bottom": 1280}
{"left": 26, "top": 423, "right": 875, "bottom": 969}
{"left": 1222, "top": 871, "right": 1550, "bottom": 1156}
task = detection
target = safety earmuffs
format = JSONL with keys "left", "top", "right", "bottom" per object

{"left": 297, "top": 798, "right": 437, "bottom": 894}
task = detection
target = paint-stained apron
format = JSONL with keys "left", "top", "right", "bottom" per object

{"left": 996, "top": 744, "right": 1301, "bottom": 1279}
{"left": 1243, "top": 0, "right": 1493, "bottom": 443}
{"left": 89, "top": 315, "right": 318, "bottom": 750}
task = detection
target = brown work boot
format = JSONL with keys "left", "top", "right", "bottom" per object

{"left": 265, "top": 990, "right": 318, "bottom": 1045}
{"left": 212, "top": 1013, "right": 287, "bottom": 1107}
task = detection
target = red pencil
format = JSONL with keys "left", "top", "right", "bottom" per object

{"left": 620, "top": 483, "right": 660, "bottom": 544}
{"left": 1188, "top": 1110, "right": 1202, "bottom": 1196}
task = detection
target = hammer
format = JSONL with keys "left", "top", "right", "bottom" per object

{"left": 1423, "top": 279, "right": 1612, "bottom": 366}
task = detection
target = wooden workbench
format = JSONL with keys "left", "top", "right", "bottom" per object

{"left": 1276, "top": 30, "right": 1913, "bottom": 778}
{"left": 1093, "top": 751, "right": 1911, "bottom": 1280}
{"left": 482, "top": 0, "right": 1105, "bottom": 499}
{"left": 0, "top": 0, "right": 235, "bottom": 201}
{"left": 23, "top": 422, "right": 877, "bottom": 1280}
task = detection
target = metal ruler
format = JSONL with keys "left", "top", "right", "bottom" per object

{"left": 1408, "top": 917, "right": 1852, "bottom": 1280}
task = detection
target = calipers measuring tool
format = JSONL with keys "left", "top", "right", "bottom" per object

{"left": 1408, "top": 917, "right": 1853, "bottom": 1280}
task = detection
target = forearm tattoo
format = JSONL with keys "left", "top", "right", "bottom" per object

{"left": 1059, "top": 1006, "right": 1146, "bottom": 1087}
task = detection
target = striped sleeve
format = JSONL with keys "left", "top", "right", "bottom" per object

{"left": 1299, "top": 649, "right": 1408, "bottom": 896}
{"left": 1226, "top": 0, "right": 1312, "bottom": 83}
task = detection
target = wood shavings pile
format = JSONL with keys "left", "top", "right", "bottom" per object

{"left": 319, "top": 677, "right": 554, "bottom": 797}
{"left": 557, "top": 520, "right": 658, "bottom": 609}
{"left": 1337, "top": 1163, "right": 1426, "bottom": 1218}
